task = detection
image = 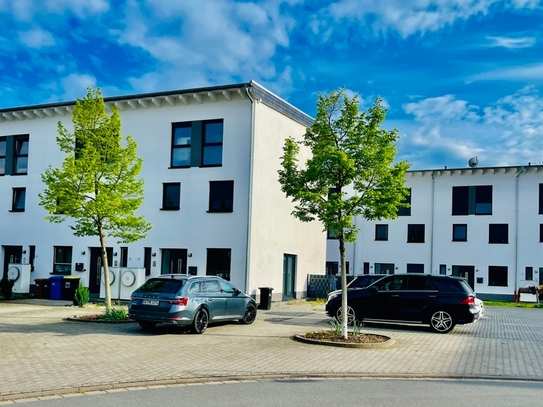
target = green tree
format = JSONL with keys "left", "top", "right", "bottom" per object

{"left": 278, "top": 88, "right": 410, "bottom": 338}
{"left": 39, "top": 88, "right": 152, "bottom": 312}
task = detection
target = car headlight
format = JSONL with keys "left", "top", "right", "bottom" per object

{"left": 327, "top": 293, "right": 339, "bottom": 303}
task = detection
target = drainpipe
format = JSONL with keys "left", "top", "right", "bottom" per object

{"left": 514, "top": 166, "right": 527, "bottom": 296}
{"left": 429, "top": 170, "right": 435, "bottom": 274}
{"left": 244, "top": 84, "right": 257, "bottom": 296}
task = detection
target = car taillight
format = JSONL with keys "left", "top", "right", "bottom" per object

{"left": 459, "top": 296, "right": 475, "bottom": 305}
{"left": 170, "top": 297, "right": 188, "bottom": 306}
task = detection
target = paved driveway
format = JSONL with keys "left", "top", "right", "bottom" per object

{"left": 0, "top": 300, "right": 542, "bottom": 402}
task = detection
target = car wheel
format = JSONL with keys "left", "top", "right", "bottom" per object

{"left": 429, "top": 310, "right": 455, "bottom": 333}
{"left": 240, "top": 303, "right": 257, "bottom": 325}
{"left": 138, "top": 321, "right": 157, "bottom": 331}
{"left": 335, "top": 305, "right": 357, "bottom": 325}
{"left": 190, "top": 308, "right": 209, "bottom": 334}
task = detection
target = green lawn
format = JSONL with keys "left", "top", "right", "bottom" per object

{"left": 484, "top": 300, "right": 542, "bottom": 309}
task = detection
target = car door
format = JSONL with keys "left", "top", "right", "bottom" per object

{"left": 396, "top": 276, "right": 437, "bottom": 322}
{"left": 218, "top": 279, "right": 246, "bottom": 319}
{"left": 201, "top": 279, "right": 227, "bottom": 320}
{"left": 370, "top": 275, "right": 407, "bottom": 320}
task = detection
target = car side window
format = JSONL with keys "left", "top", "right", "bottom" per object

{"left": 219, "top": 280, "right": 237, "bottom": 294}
{"left": 378, "top": 276, "right": 404, "bottom": 291}
{"left": 188, "top": 281, "right": 200, "bottom": 293}
{"left": 407, "top": 276, "right": 427, "bottom": 290}
{"left": 203, "top": 280, "right": 221, "bottom": 293}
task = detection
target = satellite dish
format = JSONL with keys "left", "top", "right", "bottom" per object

{"left": 468, "top": 156, "right": 479, "bottom": 168}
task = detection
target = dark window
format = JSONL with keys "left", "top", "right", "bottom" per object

{"left": 326, "top": 262, "right": 350, "bottom": 275}
{"left": 377, "top": 275, "right": 406, "bottom": 291}
{"left": 206, "top": 248, "right": 231, "bottom": 280}
{"left": 53, "top": 246, "right": 72, "bottom": 274}
{"left": 162, "top": 183, "right": 180, "bottom": 210}
{"left": 489, "top": 224, "right": 508, "bottom": 244}
{"left": 138, "top": 278, "right": 183, "bottom": 294}
{"left": 375, "top": 224, "right": 388, "bottom": 241}
{"left": 488, "top": 266, "right": 508, "bottom": 286}
{"left": 209, "top": 181, "right": 234, "bottom": 212}
{"left": 375, "top": 263, "right": 394, "bottom": 274}
{"left": 526, "top": 266, "right": 533, "bottom": 281}
{"left": 171, "top": 122, "right": 192, "bottom": 167}
{"left": 144, "top": 247, "right": 152, "bottom": 276}
{"left": 327, "top": 229, "right": 339, "bottom": 239}
{"left": 539, "top": 184, "right": 543, "bottom": 214}
{"left": 397, "top": 188, "right": 411, "bottom": 216}
{"left": 11, "top": 188, "right": 25, "bottom": 211}
{"left": 452, "top": 224, "right": 467, "bottom": 241}
{"left": 407, "top": 275, "right": 433, "bottom": 290}
{"left": 540, "top": 224, "right": 543, "bottom": 242}
{"left": 13, "top": 135, "right": 29, "bottom": 174}
{"left": 363, "top": 262, "right": 369, "bottom": 275}
{"left": 0, "top": 137, "right": 6, "bottom": 175}
{"left": 406, "top": 263, "right": 424, "bottom": 273}
{"left": 439, "top": 264, "right": 447, "bottom": 275}
{"left": 29, "top": 245, "right": 35, "bottom": 271}
{"left": 120, "top": 247, "right": 128, "bottom": 267}
{"left": 202, "top": 120, "right": 223, "bottom": 166}
{"left": 452, "top": 185, "right": 492, "bottom": 215}
{"left": 407, "top": 224, "right": 425, "bottom": 243}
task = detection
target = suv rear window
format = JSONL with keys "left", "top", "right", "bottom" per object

{"left": 137, "top": 279, "right": 184, "bottom": 294}
{"left": 431, "top": 277, "right": 469, "bottom": 293}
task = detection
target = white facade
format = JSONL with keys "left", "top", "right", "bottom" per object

{"left": 0, "top": 81, "right": 326, "bottom": 301}
{"left": 327, "top": 165, "right": 543, "bottom": 300}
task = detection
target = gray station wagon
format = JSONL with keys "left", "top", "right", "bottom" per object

{"left": 128, "top": 275, "right": 257, "bottom": 334}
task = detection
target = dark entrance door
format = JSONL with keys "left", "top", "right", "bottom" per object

{"left": 2, "top": 246, "right": 23, "bottom": 279}
{"left": 452, "top": 265, "right": 475, "bottom": 290}
{"left": 88, "top": 247, "right": 113, "bottom": 294}
{"left": 161, "top": 249, "right": 187, "bottom": 274}
{"left": 282, "top": 254, "right": 296, "bottom": 300}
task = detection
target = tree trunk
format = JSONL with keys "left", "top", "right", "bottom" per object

{"left": 98, "top": 225, "right": 112, "bottom": 313}
{"left": 339, "top": 237, "right": 348, "bottom": 339}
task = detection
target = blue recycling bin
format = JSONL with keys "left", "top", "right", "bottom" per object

{"left": 49, "top": 275, "right": 64, "bottom": 300}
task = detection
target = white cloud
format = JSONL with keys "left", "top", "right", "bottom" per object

{"left": 18, "top": 28, "right": 55, "bottom": 48}
{"left": 1, "top": 0, "right": 109, "bottom": 21}
{"left": 469, "top": 62, "right": 543, "bottom": 82}
{"left": 486, "top": 36, "right": 536, "bottom": 48}
{"left": 56, "top": 73, "right": 97, "bottom": 102}
{"left": 403, "top": 95, "right": 480, "bottom": 122}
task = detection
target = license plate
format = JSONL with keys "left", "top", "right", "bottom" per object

{"left": 142, "top": 299, "right": 159, "bottom": 306}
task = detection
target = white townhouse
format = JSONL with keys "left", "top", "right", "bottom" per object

{"left": 327, "top": 163, "right": 543, "bottom": 301}
{"left": 0, "top": 81, "right": 326, "bottom": 301}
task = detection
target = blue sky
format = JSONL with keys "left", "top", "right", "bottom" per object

{"left": 1, "top": 0, "right": 542, "bottom": 170}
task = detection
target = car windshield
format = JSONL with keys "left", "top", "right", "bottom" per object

{"left": 348, "top": 276, "right": 381, "bottom": 288}
{"left": 137, "top": 279, "right": 184, "bottom": 294}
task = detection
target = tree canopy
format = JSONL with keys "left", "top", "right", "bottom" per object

{"left": 39, "top": 88, "right": 152, "bottom": 311}
{"left": 278, "top": 88, "right": 410, "bottom": 337}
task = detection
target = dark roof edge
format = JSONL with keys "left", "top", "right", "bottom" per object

{"left": 408, "top": 164, "right": 543, "bottom": 173}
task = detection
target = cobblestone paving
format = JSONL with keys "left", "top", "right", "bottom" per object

{"left": 0, "top": 300, "right": 542, "bottom": 401}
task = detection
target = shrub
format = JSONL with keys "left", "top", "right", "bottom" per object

{"left": 73, "top": 283, "right": 90, "bottom": 307}
{"left": 0, "top": 278, "right": 15, "bottom": 300}
{"left": 102, "top": 306, "right": 129, "bottom": 321}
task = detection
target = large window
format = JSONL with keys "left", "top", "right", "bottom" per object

{"left": 407, "top": 224, "right": 425, "bottom": 243}
{"left": 452, "top": 224, "right": 467, "bottom": 241}
{"left": 209, "top": 180, "right": 234, "bottom": 212}
{"left": 202, "top": 120, "right": 223, "bottom": 166}
{"left": 452, "top": 185, "right": 492, "bottom": 215}
{"left": 397, "top": 188, "right": 411, "bottom": 216}
{"left": 0, "top": 137, "right": 6, "bottom": 175}
{"left": 162, "top": 182, "right": 181, "bottom": 210}
{"left": 375, "top": 224, "right": 388, "bottom": 241}
{"left": 206, "top": 248, "right": 231, "bottom": 280}
{"left": 13, "top": 135, "right": 29, "bottom": 174}
{"left": 53, "top": 246, "right": 72, "bottom": 274}
{"left": 407, "top": 263, "right": 424, "bottom": 273}
{"left": 375, "top": 263, "right": 394, "bottom": 274}
{"left": 171, "top": 119, "right": 224, "bottom": 168}
{"left": 11, "top": 188, "right": 26, "bottom": 211}
{"left": 0, "top": 134, "right": 29, "bottom": 176}
{"left": 489, "top": 224, "right": 508, "bottom": 244}
{"left": 488, "top": 266, "right": 508, "bottom": 286}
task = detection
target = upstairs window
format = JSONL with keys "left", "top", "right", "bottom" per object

{"left": 407, "top": 224, "right": 425, "bottom": 243}
{"left": 452, "top": 185, "right": 492, "bottom": 215}
{"left": 397, "top": 188, "right": 411, "bottom": 216}
{"left": 171, "top": 123, "right": 192, "bottom": 167}
{"left": 202, "top": 120, "right": 223, "bottom": 166}
{"left": 0, "top": 134, "right": 29, "bottom": 176}
{"left": 209, "top": 180, "right": 234, "bottom": 212}
{"left": 13, "top": 135, "right": 29, "bottom": 174}
{"left": 11, "top": 188, "right": 26, "bottom": 212}
{"left": 539, "top": 184, "right": 543, "bottom": 214}
{"left": 0, "top": 137, "right": 6, "bottom": 175}
{"left": 489, "top": 224, "right": 508, "bottom": 244}
{"left": 452, "top": 224, "right": 467, "bottom": 241}
{"left": 162, "top": 182, "right": 181, "bottom": 210}
{"left": 375, "top": 224, "right": 389, "bottom": 241}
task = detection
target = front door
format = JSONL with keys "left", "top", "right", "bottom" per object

{"left": 88, "top": 247, "right": 113, "bottom": 294}
{"left": 452, "top": 265, "right": 475, "bottom": 290}
{"left": 282, "top": 254, "right": 296, "bottom": 301}
{"left": 2, "top": 246, "right": 23, "bottom": 279}
{"left": 161, "top": 249, "right": 187, "bottom": 274}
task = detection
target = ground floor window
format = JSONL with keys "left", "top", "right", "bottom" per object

{"left": 407, "top": 263, "right": 424, "bottom": 273}
{"left": 206, "top": 248, "right": 231, "bottom": 280}
{"left": 53, "top": 246, "right": 72, "bottom": 274}
{"left": 326, "top": 261, "right": 350, "bottom": 275}
{"left": 488, "top": 266, "right": 508, "bottom": 286}
{"left": 375, "top": 263, "right": 394, "bottom": 274}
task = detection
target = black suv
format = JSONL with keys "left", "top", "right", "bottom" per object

{"left": 325, "top": 274, "right": 480, "bottom": 333}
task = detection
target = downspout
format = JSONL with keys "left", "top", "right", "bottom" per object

{"left": 514, "top": 166, "right": 527, "bottom": 296}
{"left": 430, "top": 170, "right": 435, "bottom": 274}
{"left": 244, "top": 85, "right": 257, "bottom": 296}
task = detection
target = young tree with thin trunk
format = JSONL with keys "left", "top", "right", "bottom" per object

{"left": 278, "top": 88, "right": 410, "bottom": 338}
{"left": 39, "top": 88, "right": 152, "bottom": 313}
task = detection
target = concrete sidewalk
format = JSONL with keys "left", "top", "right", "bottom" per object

{"left": 0, "top": 299, "right": 542, "bottom": 402}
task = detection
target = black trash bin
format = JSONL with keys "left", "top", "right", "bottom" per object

{"left": 258, "top": 287, "right": 273, "bottom": 310}
{"left": 61, "top": 276, "right": 81, "bottom": 301}
{"left": 34, "top": 279, "right": 50, "bottom": 299}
